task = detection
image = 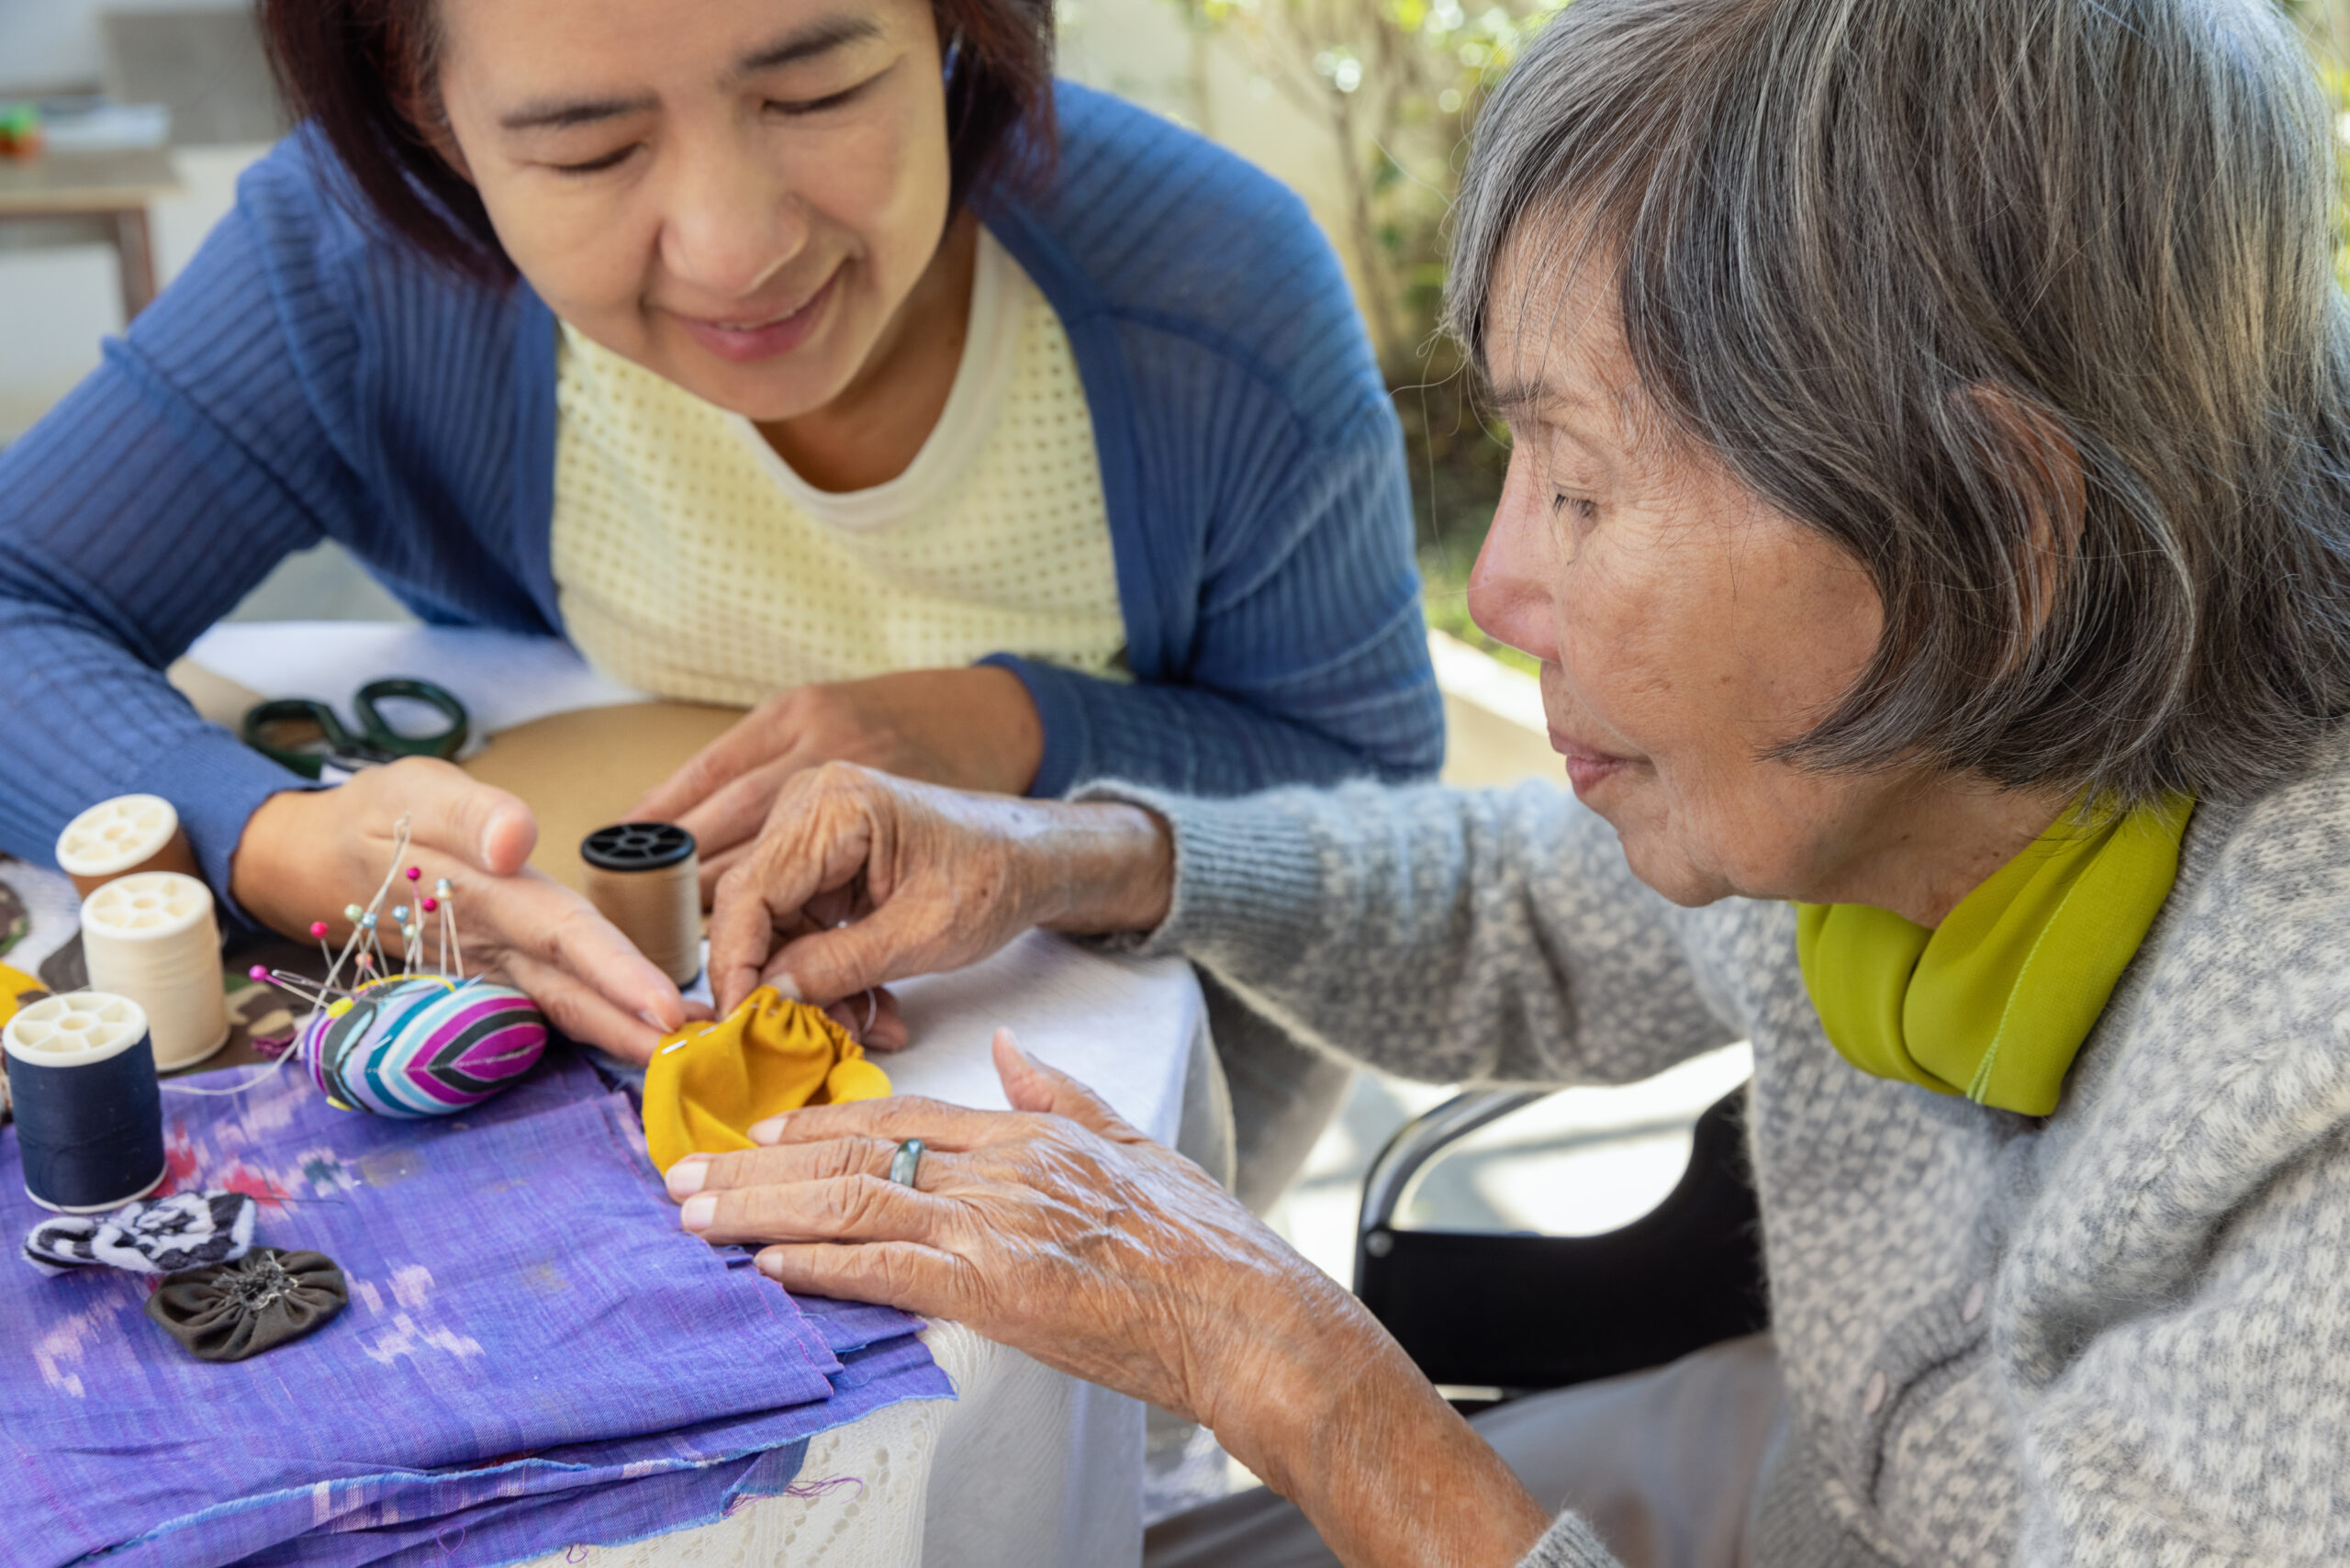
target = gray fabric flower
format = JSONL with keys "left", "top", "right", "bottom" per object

{"left": 146, "top": 1248, "right": 348, "bottom": 1362}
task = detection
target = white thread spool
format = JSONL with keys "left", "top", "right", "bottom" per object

{"left": 79, "top": 872, "right": 229, "bottom": 1070}
{"left": 55, "top": 793, "right": 201, "bottom": 898}
{"left": 581, "top": 823, "right": 703, "bottom": 987}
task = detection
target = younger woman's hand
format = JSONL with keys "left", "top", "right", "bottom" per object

{"left": 628, "top": 666, "right": 1046, "bottom": 901}
{"left": 230, "top": 757, "right": 699, "bottom": 1062}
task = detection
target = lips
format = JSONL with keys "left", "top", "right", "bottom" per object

{"left": 1548, "top": 728, "right": 1633, "bottom": 795}
{"left": 672, "top": 271, "right": 837, "bottom": 364}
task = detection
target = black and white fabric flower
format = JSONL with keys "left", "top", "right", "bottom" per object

{"left": 22, "top": 1191, "right": 257, "bottom": 1277}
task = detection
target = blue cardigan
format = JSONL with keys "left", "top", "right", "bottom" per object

{"left": 0, "top": 84, "right": 1442, "bottom": 899}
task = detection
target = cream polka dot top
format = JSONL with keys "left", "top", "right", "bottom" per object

{"left": 550, "top": 232, "right": 1126, "bottom": 707}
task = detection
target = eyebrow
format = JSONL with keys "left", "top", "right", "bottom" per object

{"left": 500, "top": 93, "right": 655, "bottom": 133}
{"left": 1484, "top": 377, "right": 1584, "bottom": 420}
{"left": 733, "top": 16, "right": 882, "bottom": 77}
{"left": 498, "top": 17, "right": 884, "bottom": 132}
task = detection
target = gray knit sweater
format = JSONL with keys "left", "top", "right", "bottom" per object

{"left": 1095, "top": 745, "right": 2350, "bottom": 1566}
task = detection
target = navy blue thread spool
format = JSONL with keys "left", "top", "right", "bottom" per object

{"left": 5, "top": 991, "right": 165, "bottom": 1214}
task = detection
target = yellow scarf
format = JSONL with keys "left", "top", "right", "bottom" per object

{"left": 642, "top": 987, "right": 891, "bottom": 1173}
{"left": 1795, "top": 794, "right": 2193, "bottom": 1115}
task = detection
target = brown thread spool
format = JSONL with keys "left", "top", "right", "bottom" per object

{"left": 54, "top": 794, "right": 201, "bottom": 899}
{"left": 581, "top": 823, "right": 702, "bottom": 987}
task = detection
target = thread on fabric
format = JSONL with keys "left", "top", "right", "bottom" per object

{"left": 581, "top": 823, "right": 702, "bottom": 986}
{"left": 297, "top": 974, "right": 548, "bottom": 1118}
{"left": 52, "top": 794, "right": 201, "bottom": 899}
{"left": 79, "top": 872, "right": 229, "bottom": 1070}
{"left": 4, "top": 991, "right": 164, "bottom": 1213}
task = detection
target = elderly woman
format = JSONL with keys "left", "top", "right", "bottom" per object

{"left": 670, "top": 0, "right": 2350, "bottom": 1562}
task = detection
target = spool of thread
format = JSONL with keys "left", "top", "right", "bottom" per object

{"left": 5, "top": 991, "right": 163, "bottom": 1213}
{"left": 53, "top": 794, "right": 202, "bottom": 899}
{"left": 581, "top": 823, "right": 702, "bottom": 987}
{"left": 80, "top": 872, "right": 229, "bottom": 1071}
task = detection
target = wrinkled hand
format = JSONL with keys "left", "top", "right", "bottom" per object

{"left": 230, "top": 758, "right": 703, "bottom": 1062}
{"left": 667, "top": 1031, "right": 1358, "bottom": 1438}
{"left": 704, "top": 763, "right": 1171, "bottom": 1016}
{"left": 629, "top": 667, "right": 1046, "bottom": 902}
{"left": 671, "top": 1036, "right": 1558, "bottom": 1566}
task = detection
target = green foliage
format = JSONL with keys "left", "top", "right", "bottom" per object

{"left": 1165, "top": 0, "right": 1562, "bottom": 641}
{"left": 1165, "top": 0, "right": 1569, "bottom": 371}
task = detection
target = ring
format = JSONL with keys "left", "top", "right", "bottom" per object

{"left": 889, "top": 1138, "right": 925, "bottom": 1189}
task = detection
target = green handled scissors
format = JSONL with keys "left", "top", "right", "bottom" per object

{"left": 241, "top": 678, "right": 472, "bottom": 780}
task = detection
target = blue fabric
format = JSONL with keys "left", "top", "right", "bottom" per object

{"left": 0, "top": 84, "right": 1443, "bottom": 900}
{"left": 0, "top": 1050, "right": 953, "bottom": 1568}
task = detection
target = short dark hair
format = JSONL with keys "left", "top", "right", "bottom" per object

{"left": 1449, "top": 0, "right": 2350, "bottom": 807}
{"left": 260, "top": 0, "right": 1057, "bottom": 283}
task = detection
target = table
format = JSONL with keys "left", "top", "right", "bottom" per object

{"left": 0, "top": 148, "right": 180, "bottom": 320}
{"left": 158, "top": 623, "right": 1225, "bottom": 1564}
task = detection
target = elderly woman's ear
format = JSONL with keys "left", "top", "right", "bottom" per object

{"left": 1958, "top": 384, "right": 2087, "bottom": 661}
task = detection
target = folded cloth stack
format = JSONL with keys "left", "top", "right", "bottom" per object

{"left": 0, "top": 1049, "right": 953, "bottom": 1568}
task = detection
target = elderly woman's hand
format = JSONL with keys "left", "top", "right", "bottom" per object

{"left": 667, "top": 1031, "right": 1551, "bottom": 1567}
{"left": 670, "top": 1030, "right": 1315, "bottom": 1420}
{"left": 629, "top": 668, "right": 1046, "bottom": 898}
{"left": 703, "top": 762, "right": 1173, "bottom": 1016}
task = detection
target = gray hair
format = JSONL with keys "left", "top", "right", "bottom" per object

{"left": 1447, "top": 0, "right": 2350, "bottom": 805}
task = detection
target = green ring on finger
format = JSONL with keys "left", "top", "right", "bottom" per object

{"left": 889, "top": 1138, "right": 925, "bottom": 1189}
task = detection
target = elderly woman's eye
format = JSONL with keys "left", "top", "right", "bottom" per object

{"left": 1552, "top": 494, "right": 1597, "bottom": 522}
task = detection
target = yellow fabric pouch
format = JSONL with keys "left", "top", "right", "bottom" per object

{"left": 1795, "top": 794, "right": 2193, "bottom": 1116}
{"left": 0, "top": 962, "right": 44, "bottom": 1030}
{"left": 642, "top": 986, "right": 891, "bottom": 1173}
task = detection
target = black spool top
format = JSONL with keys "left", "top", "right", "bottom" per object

{"left": 581, "top": 822, "right": 697, "bottom": 872}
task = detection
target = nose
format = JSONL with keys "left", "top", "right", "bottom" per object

{"left": 1466, "top": 446, "right": 1564, "bottom": 664}
{"left": 658, "top": 128, "right": 807, "bottom": 302}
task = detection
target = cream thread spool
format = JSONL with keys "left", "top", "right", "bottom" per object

{"left": 581, "top": 823, "right": 702, "bottom": 987}
{"left": 54, "top": 793, "right": 202, "bottom": 899}
{"left": 79, "top": 872, "right": 229, "bottom": 1071}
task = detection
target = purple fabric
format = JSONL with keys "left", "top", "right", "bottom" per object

{"left": 0, "top": 1050, "right": 951, "bottom": 1568}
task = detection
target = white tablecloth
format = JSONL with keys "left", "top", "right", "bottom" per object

{"left": 183, "top": 626, "right": 1216, "bottom": 1566}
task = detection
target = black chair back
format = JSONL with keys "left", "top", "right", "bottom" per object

{"left": 1354, "top": 1087, "right": 1768, "bottom": 1392}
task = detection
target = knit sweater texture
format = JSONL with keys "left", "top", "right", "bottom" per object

{"left": 1096, "top": 741, "right": 2350, "bottom": 1565}
{"left": 0, "top": 84, "right": 1440, "bottom": 902}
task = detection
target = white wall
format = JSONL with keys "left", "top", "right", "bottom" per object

{"left": 0, "top": 143, "right": 267, "bottom": 442}
{"left": 0, "top": 0, "right": 240, "bottom": 94}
